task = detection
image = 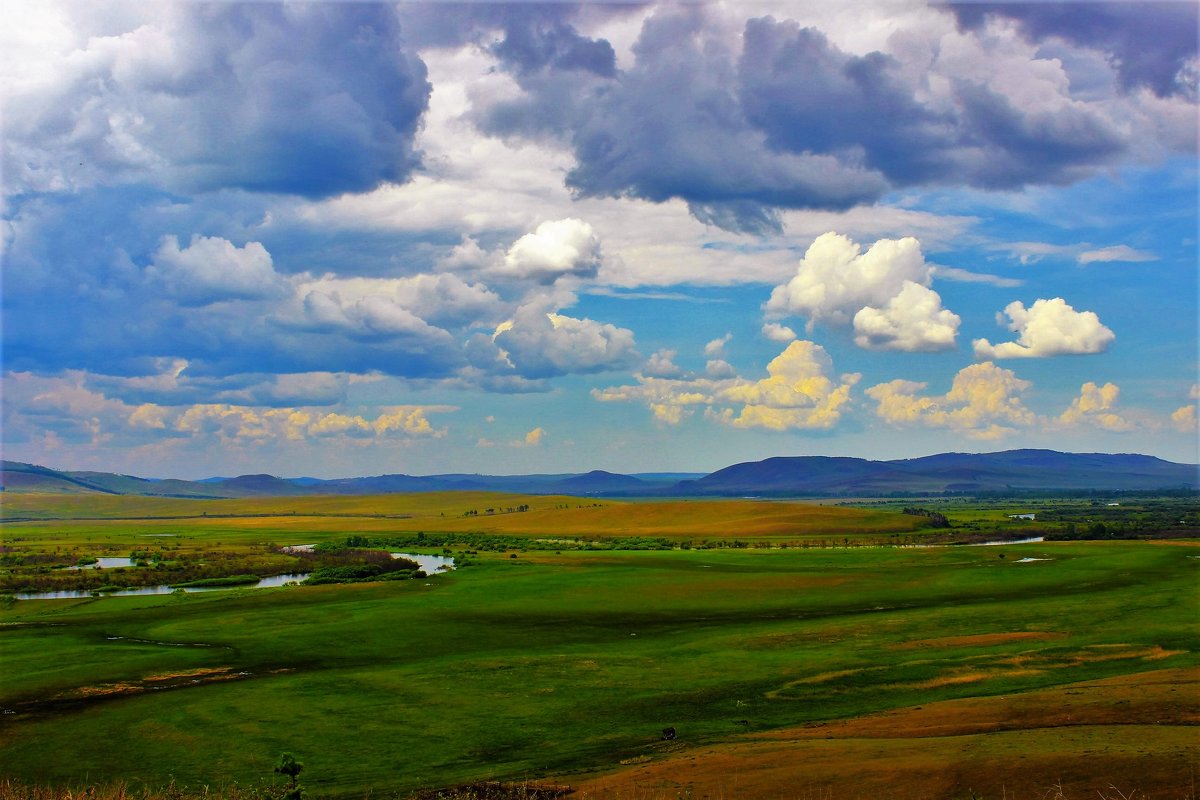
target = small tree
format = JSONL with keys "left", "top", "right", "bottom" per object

{"left": 275, "top": 752, "right": 303, "bottom": 799}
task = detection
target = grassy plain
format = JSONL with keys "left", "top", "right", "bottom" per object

{"left": 0, "top": 493, "right": 1197, "bottom": 798}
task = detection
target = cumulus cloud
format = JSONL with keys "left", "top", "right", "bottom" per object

{"left": 523, "top": 427, "right": 545, "bottom": 447}
{"left": 1172, "top": 404, "right": 1197, "bottom": 433}
{"left": 4, "top": 3, "right": 431, "bottom": 198}
{"left": 705, "top": 359, "right": 737, "bottom": 379}
{"left": 713, "top": 341, "right": 858, "bottom": 431}
{"left": 643, "top": 348, "right": 684, "bottom": 379}
{"left": 852, "top": 282, "right": 961, "bottom": 352}
{"left": 766, "top": 232, "right": 959, "bottom": 351}
{"left": 761, "top": 322, "right": 797, "bottom": 343}
{"left": 149, "top": 235, "right": 284, "bottom": 305}
{"left": 1057, "top": 382, "right": 1134, "bottom": 431}
{"left": 865, "top": 362, "right": 1035, "bottom": 439}
{"left": 972, "top": 298, "right": 1115, "bottom": 359}
{"left": 594, "top": 340, "right": 857, "bottom": 432}
{"left": 704, "top": 334, "right": 732, "bottom": 357}
{"left": 484, "top": 298, "right": 639, "bottom": 379}
{"left": 1077, "top": 245, "right": 1159, "bottom": 265}
{"left": 494, "top": 218, "right": 602, "bottom": 284}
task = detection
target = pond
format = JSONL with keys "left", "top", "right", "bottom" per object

{"left": 13, "top": 574, "right": 311, "bottom": 601}
{"left": 66, "top": 557, "right": 138, "bottom": 570}
{"left": 391, "top": 552, "right": 455, "bottom": 573}
{"left": 13, "top": 553, "right": 455, "bottom": 600}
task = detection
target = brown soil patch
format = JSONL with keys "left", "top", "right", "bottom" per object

{"left": 563, "top": 668, "right": 1200, "bottom": 800}
{"left": 893, "top": 631, "right": 1065, "bottom": 650}
{"left": 57, "top": 668, "right": 244, "bottom": 701}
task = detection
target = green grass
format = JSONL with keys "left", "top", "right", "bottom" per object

{"left": 2, "top": 537, "right": 1196, "bottom": 797}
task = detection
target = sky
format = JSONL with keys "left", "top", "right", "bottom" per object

{"left": 1, "top": 1, "right": 1198, "bottom": 479}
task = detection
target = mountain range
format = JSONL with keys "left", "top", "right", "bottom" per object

{"left": 2, "top": 450, "right": 1196, "bottom": 499}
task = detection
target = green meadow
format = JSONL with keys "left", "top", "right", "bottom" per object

{"left": 1, "top": 494, "right": 1197, "bottom": 798}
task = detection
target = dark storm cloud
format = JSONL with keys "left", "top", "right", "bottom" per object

{"left": 7, "top": 3, "right": 431, "bottom": 199}
{"left": 482, "top": 9, "right": 887, "bottom": 234}
{"left": 949, "top": 2, "right": 1198, "bottom": 98}
{"left": 177, "top": 4, "right": 431, "bottom": 197}
{"left": 492, "top": 19, "right": 617, "bottom": 77}
{"left": 476, "top": 7, "right": 1168, "bottom": 233}
{"left": 739, "top": 16, "right": 1126, "bottom": 189}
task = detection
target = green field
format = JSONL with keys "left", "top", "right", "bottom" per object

{"left": 1, "top": 494, "right": 1197, "bottom": 798}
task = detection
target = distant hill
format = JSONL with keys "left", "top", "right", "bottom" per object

{"left": 2, "top": 449, "right": 1195, "bottom": 500}
{"left": 552, "top": 470, "right": 652, "bottom": 494}
{"left": 676, "top": 449, "right": 1199, "bottom": 496}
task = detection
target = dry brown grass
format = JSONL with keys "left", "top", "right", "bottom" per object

{"left": 564, "top": 668, "right": 1200, "bottom": 800}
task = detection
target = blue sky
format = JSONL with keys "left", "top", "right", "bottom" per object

{"left": 2, "top": 1, "right": 1197, "bottom": 478}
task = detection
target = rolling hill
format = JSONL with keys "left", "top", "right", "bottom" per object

{"left": 1, "top": 449, "right": 1195, "bottom": 499}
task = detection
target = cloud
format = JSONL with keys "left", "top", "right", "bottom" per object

{"left": 1172, "top": 404, "right": 1197, "bottom": 433}
{"left": 852, "top": 282, "right": 961, "bottom": 352}
{"left": 2, "top": 370, "right": 454, "bottom": 451}
{"left": 972, "top": 298, "right": 1115, "bottom": 359}
{"left": 471, "top": 5, "right": 1193, "bottom": 230}
{"left": 949, "top": 3, "right": 1199, "bottom": 98}
{"left": 176, "top": 404, "right": 449, "bottom": 442}
{"left": 705, "top": 359, "right": 736, "bottom": 379}
{"left": 704, "top": 333, "right": 732, "bottom": 357}
{"left": 594, "top": 340, "right": 857, "bottom": 432}
{"left": 993, "top": 241, "right": 1081, "bottom": 265}
{"left": 482, "top": 8, "right": 887, "bottom": 233}
{"left": 643, "top": 348, "right": 683, "bottom": 379}
{"left": 931, "top": 266, "right": 1023, "bottom": 288}
{"left": 523, "top": 427, "right": 545, "bottom": 447}
{"left": 486, "top": 299, "right": 639, "bottom": 379}
{"left": 1057, "top": 382, "right": 1134, "bottom": 432}
{"left": 1077, "top": 245, "right": 1159, "bottom": 265}
{"left": 4, "top": 3, "right": 431, "bottom": 198}
{"left": 292, "top": 273, "right": 505, "bottom": 331}
{"left": 865, "top": 362, "right": 1035, "bottom": 439}
{"left": 495, "top": 218, "right": 602, "bottom": 284}
{"left": 86, "top": 362, "right": 351, "bottom": 409}
{"left": 149, "top": 235, "right": 284, "bottom": 306}
{"left": 713, "top": 341, "right": 858, "bottom": 431}
{"left": 761, "top": 323, "right": 797, "bottom": 343}
{"left": 766, "top": 232, "right": 959, "bottom": 351}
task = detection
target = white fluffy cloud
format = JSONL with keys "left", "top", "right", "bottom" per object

{"left": 488, "top": 300, "right": 638, "bottom": 379}
{"left": 642, "top": 348, "right": 683, "bottom": 379}
{"left": 766, "top": 232, "right": 959, "bottom": 352}
{"left": 594, "top": 340, "right": 857, "bottom": 431}
{"left": 150, "top": 235, "right": 283, "bottom": 305}
{"left": 704, "top": 333, "right": 732, "bottom": 357}
{"left": 1057, "top": 381, "right": 1134, "bottom": 431}
{"left": 973, "top": 298, "right": 1115, "bottom": 359}
{"left": 865, "top": 362, "right": 1035, "bottom": 439}
{"left": 494, "top": 218, "right": 602, "bottom": 284}
{"left": 761, "top": 322, "right": 797, "bottom": 343}
{"left": 852, "top": 282, "right": 961, "bottom": 352}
